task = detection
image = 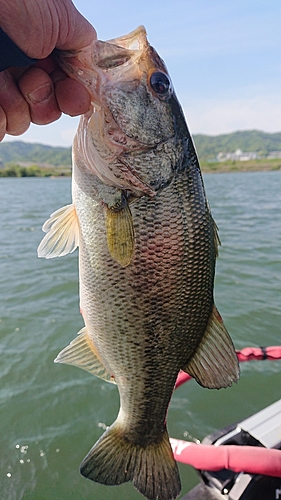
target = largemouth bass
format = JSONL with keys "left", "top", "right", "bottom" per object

{"left": 38, "top": 26, "right": 239, "bottom": 500}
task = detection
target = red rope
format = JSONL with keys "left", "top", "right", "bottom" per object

{"left": 175, "top": 346, "right": 281, "bottom": 389}
{"left": 172, "top": 346, "right": 281, "bottom": 477}
{"left": 170, "top": 439, "right": 281, "bottom": 477}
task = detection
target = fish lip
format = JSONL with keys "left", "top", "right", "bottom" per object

{"left": 105, "top": 25, "right": 149, "bottom": 51}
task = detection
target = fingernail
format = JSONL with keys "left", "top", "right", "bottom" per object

{"left": 27, "top": 83, "right": 53, "bottom": 104}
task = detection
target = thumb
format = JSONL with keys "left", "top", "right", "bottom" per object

{"left": 55, "top": 1, "right": 97, "bottom": 51}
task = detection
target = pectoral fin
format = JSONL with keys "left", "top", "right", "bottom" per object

{"left": 37, "top": 204, "right": 79, "bottom": 259}
{"left": 105, "top": 197, "right": 134, "bottom": 267}
{"left": 54, "top": 326, "right": 115, "bottom": 383}
{"left": 184, "top": 305, "right": 239, "bottom": 389}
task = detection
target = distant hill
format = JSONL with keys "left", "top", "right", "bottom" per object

{"left": 0, "top": 141, "right": 71, "bottom": 166}
{"left": 0, "top": 131, "right": 281, "bottom": 166}
{"left": 193, "top": 130, "right": 281, "bottom": 160}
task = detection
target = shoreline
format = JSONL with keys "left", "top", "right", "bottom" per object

{"left": 0, "top": 159, "right": 280, "bottom": 178}
{"left": 201, "top": 158, "right": 281, "bottom": 174}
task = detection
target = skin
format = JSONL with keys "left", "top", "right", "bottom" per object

{"left": 0, "top": 0, "right": 97, "bottom": 141}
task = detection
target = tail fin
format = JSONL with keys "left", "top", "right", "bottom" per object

{"left": 80, "top": 422, "right": 181, "bottom": 500}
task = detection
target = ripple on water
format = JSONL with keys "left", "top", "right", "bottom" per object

{"left": 0, "top": 174, "right": 280, "bottom": 499}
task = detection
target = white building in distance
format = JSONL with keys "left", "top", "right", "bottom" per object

{"left": 217, "top": 149, "right": 259, "bottom": 162}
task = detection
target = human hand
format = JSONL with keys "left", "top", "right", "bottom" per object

{"left": 0, "top": 0, "right": 97, "bottom": 141}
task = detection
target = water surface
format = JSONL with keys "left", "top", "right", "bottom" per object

{"left": 0, "top": 172, "right": 280, "bottom": 499}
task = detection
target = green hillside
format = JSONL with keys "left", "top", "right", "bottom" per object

{"left": 0, "top": 141, "right": 71, "bottom": 166}
{"left": 0, "top": 131, "right": 280, "bottom": 168}
{"left": 193, "top": 130, "right": 281, "bottom": 160}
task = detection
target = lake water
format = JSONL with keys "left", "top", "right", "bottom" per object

{"left": 0, "top": 172, "right": 280, "bottom": 500}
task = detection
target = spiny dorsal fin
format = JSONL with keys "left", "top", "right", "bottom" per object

{"left": 54, "top": 326, "right": 115, "bottom": 383}
{"left": 184, "top": 305, "right": 239, "bottom": 389}
{"left": 37, "top": 204, "right": 79, "bottom": 259}
{"left": 105, "top": 197, "right": 134, "bottom": 267}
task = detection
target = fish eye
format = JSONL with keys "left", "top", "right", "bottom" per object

{"left": 150, "top": 72, "right": 171, "bottom": 97}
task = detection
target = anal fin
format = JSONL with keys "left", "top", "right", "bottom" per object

{"left": 54, "top": 326, "right": 115, "bottom": 384}
{"left": 184, "top": 305, "right": 239, "bottom": 389}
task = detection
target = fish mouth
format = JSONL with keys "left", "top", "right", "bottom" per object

{"left": 56, "top": 25, "right": 169, "bottom": 111}
{"left": 55, "top": 26, "right": 149, "bottom": 104}
{"left": 56, "top": 26, "right": 160, "bottom": 150}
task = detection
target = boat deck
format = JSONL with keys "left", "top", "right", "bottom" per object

{"left": 181, "top": 482, "right": 224, "bottom": 499}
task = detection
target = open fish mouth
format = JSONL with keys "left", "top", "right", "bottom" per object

{"left": 56, "top": 26, "right": 172, "bottom": 122}
{"left": 55, "top": 26, "right": 151, "bottom": 106}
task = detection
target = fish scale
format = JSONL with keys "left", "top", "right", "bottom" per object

{"left": 38, "top": 25, "right": 239, "bottom": 500}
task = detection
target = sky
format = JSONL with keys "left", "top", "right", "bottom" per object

{"left": 3, "top": 0, "right": 281, "bottom": 147}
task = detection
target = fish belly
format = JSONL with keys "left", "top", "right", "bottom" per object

{"left": 76, "top": 162, "right": 214, "bottom": 438}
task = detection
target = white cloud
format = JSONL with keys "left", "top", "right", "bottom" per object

{"left": 185, "top": 95, "right": 281, "bottom": 136}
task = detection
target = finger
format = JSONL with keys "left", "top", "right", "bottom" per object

{"left": 18, "top": 67, "right": 61, "bottom": 125}
{"left": 34, "top": 56, "right": 58, "bottom": 74}
{"left": 55, "top": 77, "right": 91, "bottom": 116}
{"left": 0, "top": 70, "right": 30, "bottom": 135}
{"left": 0, "top": 106, "right": 6, "bottom": 141}
{"left": 55, "top": 2, "right": 97, "bottom": 51}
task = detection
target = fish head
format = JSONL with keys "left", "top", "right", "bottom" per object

{"left": 57, "top": 27, "right": 176, "bottom": 147}
{"left": 56, "top": 27, "right": 187, "bottom": 194}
